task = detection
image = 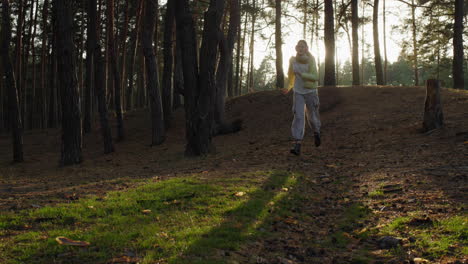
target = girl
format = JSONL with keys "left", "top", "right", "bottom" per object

{"left": 282, "top": 40, "right": 321, "bottom": 155}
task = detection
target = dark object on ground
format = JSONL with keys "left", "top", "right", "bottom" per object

{"left": 377, "top": 236, "right": 402, "bottom": 249}
{"left": 290, "top": 143, "right": 301, "bottom": 156}
{"left": 314, "top": 132, "right": 321, "bottom": 147}
{"left": 422, "top": 79, "right": 444, "bottom": 132}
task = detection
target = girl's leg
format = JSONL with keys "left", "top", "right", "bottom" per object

{"left": 291, "top": 93, "right": 306, "bottom": 141}
{"left": 304, "top": 93, "right": 321, "bottom": 134}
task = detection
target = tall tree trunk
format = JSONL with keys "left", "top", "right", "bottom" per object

{"left": 324, "top": 0, "right": 336, "bottom": 86}
{"left": 30, "top": 0, "right": 39, "bottom": 129}
{"left": 162, "top": 0, "right": 175, "bottom": 128}
{"left": 411, "top": 0, "right": 418, "bottom": 86}
{"left": 215, "top": 0, "right": 240, "bottom": 129}
{"left": 175, "top": 0, "right": 225, "bottom": 155}
{"left": 84, "top": 0, "right": 95, "bottom": 133}
{"left": 107, "top": 0, "right": 124, "bottom": 141}
{"left": 53, "top": 0, "right": 83, "bottom": 165}
{"left": 175, "top": 0, "right": 201, "bottom": 155}
{"left": 119, "top": 0, "right": 130, "bottom": 108}
{"left": 234, "top": 11, "right": 242, "bottom": 96}
{"left": 1, "top": 0, "right": 24, "bottom": 162}
{"left": 23, "top": 0, "right": 36, "bottom": 130}
{"left": 351, "top": 0, "right": 360, "bottom": 85}
{"left": 40, "top": 0, "right": 49, "bottom": 129}
{"left": 383, "top": 0, "right": 388, "bottom": 84}
{"left": 453, "top": 0, "right": 464, "bottom": 89}
{"left": 315, "top": 0, "right": 320, "bottom": 85}
{"left": 173, "top": 36, "right": 183, "bottom": 109}
{"left": 373, "top": 0, "right": 384, "bottom": 85}
{"left": 239, "top": 5, "right": 249, "bottom": 95}
{"left": 126, "top": 0, "right": 144, "bottom": 110}
{"left": 303, "top": 0, "right": 307, "bottom": 40}
{"left": 15, "top": 0, "right": 25, "bottom": 126}
{"left": 91, "top": 0, "right": 114, "bottom": 154}
{"left": 48, "top": 19, "right": 58, "bottom": 128}
{"left": 275, "top": 0, "right": 284, "bottom": 89}
{"left": 143, "top": 0, "right": 165, "bottom": 145}
{"left": 361, "top": 0, "right": 365, "bottom": 84}
{"left": 248, "top": 0, "right": 256, "bottom": 92}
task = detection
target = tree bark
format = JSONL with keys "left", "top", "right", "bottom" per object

{"left": 15, "top": 0, "right": 25, "bottom": 125}
{"left": 215, "top": 0, "right": 240, "bottom": 132}
{"left": 452, "top": 0, "right": 464, "bottom": 89}
{"left": 411, "top": 0, "right": 418, "bottom": 86}
{"left": 126, "top": 0, "right": 144, "bottom": 110}
{"left": 383, "top": 0, "right": 388, "bottom": 84}
{"left": 53, "top": 0, "right": 83, "bottom": 165}
{"left": 275, "top": 0, "right": 285, "bottom": 89}
{"left": 84, "top": 0, "right": 96, "bottom": 133}
{"left": 40, "top": 0, "right": 49, "bottom": 129}
{"left": 91, "top": 0, "right": 114, "bottom": 154}
{"left": 143, "top": 0, "right": 166, "bottom": 145}
{"left": 107, "top": 0, "right": 124, "bottom": 141}
{"left": 324, "top": 0, "right": 336, "bottom": 86}
{"left": 162, "top": 0, "right": 175, "bottom": 128}
{"left": 373, "top": 0, "right": 384, "bottom": 85}
{"left": 351, "top": 0, "right": 360, "bottom": 85}
{"left": 1, "top": 0, "right": 24, "bottom": 162}
{"left": 423, "top": 79, "right": 444, "bottom": 132}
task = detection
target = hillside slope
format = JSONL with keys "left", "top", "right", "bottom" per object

{"left": 0, "top": 86, "right": 467, "bottom": 263}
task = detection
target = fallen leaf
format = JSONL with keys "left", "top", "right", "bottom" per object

{"left": 142, "top": 209, "right": 151, "bottom": 214}
{"left": 326, "top": 164, "right": 338, "bottom": 169}
{"left": 55, "top": 236, "right": 90, "bottom": 247}
{"left": 234, "top": 191, "right": 246, "bottom": 197}
{"left": 281, "top": 187, "right": 289, "bottom": 192}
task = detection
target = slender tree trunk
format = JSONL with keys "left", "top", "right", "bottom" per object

{"left": 248, "top": 0, "right": 256, "bottom": 92}
{"left": 107, "top": 0, "right": 124, "bottom": 141}
{"left": 30, "top": 0, "right": 39, "bottom": 129}
{"left": 173, "top": 36, "right": 183, "bottom": 109}
{"left": 303, "top": 0, "right": 307, "bottom": 40}
{"left": 324, "top": 0, "right": 336, "bottom": 86}
{"left": 453, "top": 0, "right": 464, "bottom": 89}
{"left": 239, "top": 5, "right": 249, "bottom": 95}
{"left": 373, "top": 0, "right": 384, "bottom": 85}
{"left": 1, "top": 0, "right": 24, "bottom": 162}
{"left": 215, "top": 0, "right": 239, "bottom": 129}
{"left": 40, "top": 0, "right": 49, "bottom": 129}
{"left": 143, "top": 0, "right": 165, "bottom": 145}
{"left": 383, "top": 0, "right": 388, "bottom": 84}
{"left": 84, "top": 0, "right": 95, "bottom": 133}
{"left": 411, "top": 0, "right": 418, "bottom": 86}
{"left": 361, "top": 0, "right": 365, "bottom": 84}
{"left": 351, "top": 0, "right": 360, "bottom": 85}
{"left": 91, "top": 0, "right": 114, "bottom": 154}
{"left": 315, "top": 0, "right": 320, "bottom": 85}
{"left": 162, "top": 0, "right": 175, "bottom": 128}
{"left": 48, "top": 5, "right": 58, "bottom": 128}
{"left": 15, "top": 0, "right": 25, "bottom": 126}
{"left": 126, "top": 0, "right": 144, "bottom": 110}
{"left": 234, "top": 11, "right": 242, "bottom": 96}
{"left": 22, "top": 0, "right": 36, "bottom": 130}
{"left": 119, "top": 0, "right": 130, "bottom": 107}
{"left": 275, "top": 0, "right": 284, "bottom": 89}
{"left": 53, "top": 0, "right": 83, "bottom": 165}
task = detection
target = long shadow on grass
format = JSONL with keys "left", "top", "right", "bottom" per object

{"left": 171, "top": 170, "right": 293, "bottom": 264}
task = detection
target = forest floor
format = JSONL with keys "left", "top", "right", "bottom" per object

{"left": 0, "top": 86, "right": 467, "bottom": 264}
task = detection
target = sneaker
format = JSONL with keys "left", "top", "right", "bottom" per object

{"left": 314, "top": 132, "right": 321, "bottom": 147}
{"left": 290, "top": 143, "right": 301, "bottom": 155}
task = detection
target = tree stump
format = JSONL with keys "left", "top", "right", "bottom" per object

{"left": 422, "top": 79, "right": 444, "bottom": 132}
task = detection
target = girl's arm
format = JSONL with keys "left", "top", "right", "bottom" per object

{"left": 301, "top": 55, "right": 318, "bottom": 82}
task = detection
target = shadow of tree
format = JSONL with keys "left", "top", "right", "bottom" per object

{"left": 172, "top": 170, "right": 294, "bottom": 263}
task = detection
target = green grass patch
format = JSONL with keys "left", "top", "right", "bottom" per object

{"left": 0, "top": 170, "right": 298, "bottom": 264}
{"left": 381, "top": 214, "right": 467, "bottom": 260}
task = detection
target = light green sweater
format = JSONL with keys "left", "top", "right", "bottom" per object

{"left": 287, "top": 55, "right": 318, "bottom": 91}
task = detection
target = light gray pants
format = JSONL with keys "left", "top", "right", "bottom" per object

{"left": 291, "top": 92, "right": 321, "bottom": 140}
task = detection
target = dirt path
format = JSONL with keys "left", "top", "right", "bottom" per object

{"left": 0, "top": 86, "right": 467, "bottom": 263}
